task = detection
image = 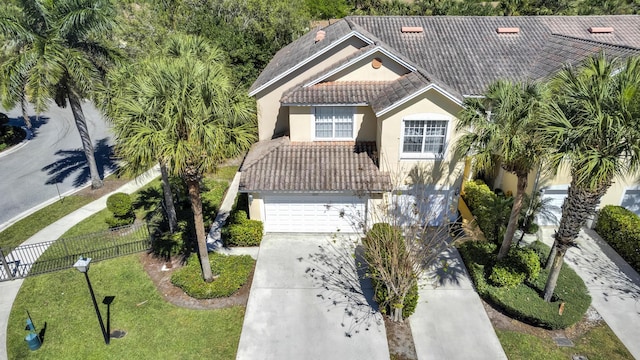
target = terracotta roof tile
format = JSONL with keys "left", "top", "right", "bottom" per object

{"left": 239, "top": 137, "right": 391, "bottom": 192}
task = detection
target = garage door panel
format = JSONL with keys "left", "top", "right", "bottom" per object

{"left": 264, "top": 195, "right": 365, "bottom": 233}
{"left": 538, "top": 188, "right": 567, "bottom": 226}
{"left": 622, "top": 189, "right": 640, "bottom": 216}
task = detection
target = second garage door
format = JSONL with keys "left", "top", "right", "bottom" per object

{"left": 263, "top": 194, "right": 366, "bottom": 233}
{"left": 537, "top": 187, "right": 568, "bottom": 226}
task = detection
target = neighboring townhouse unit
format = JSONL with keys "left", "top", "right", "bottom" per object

{"left": 240, "top": 16, "right": 640, "bottom": 233}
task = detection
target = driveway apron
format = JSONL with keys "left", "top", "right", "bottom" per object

{"left": 236, "top": 234, "right": 389, "bottom": 360}
{"left": 410, "top": 248, "right": 507, "bottom": 360}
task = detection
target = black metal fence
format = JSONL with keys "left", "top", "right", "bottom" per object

{"left": 0, "top": 222, "right": 151, "bottom": 282}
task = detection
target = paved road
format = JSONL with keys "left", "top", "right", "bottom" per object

{"left": 0, "top": 102, "right": 114, "bottom": 228}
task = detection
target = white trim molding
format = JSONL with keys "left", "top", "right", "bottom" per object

{"left": 376, "top": 84, "right": 464, "bottom": 117}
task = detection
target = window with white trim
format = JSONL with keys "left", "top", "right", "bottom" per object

{"left": 402, "top": 119, "right": 448, "bottom": 156}
{"left": 314, "top": 107, "right": 354, "bottom": 139}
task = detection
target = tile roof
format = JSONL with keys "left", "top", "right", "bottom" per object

{"left": 281, "top": 71, "right": 461, "bottom": 114}
{"left": 248, "top": 20, "right": 357, "bottom": 95}
{"left": 252, "top": 16, "right": 640, "bottom": 97}
{"left": 281, "top": 81, "right": 388, "bottom": 106}
{"left": 239, "top": 137, "right": 392, "bottom": 192}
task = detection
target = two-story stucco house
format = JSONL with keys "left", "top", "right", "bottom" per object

{"left": 239, "top": 16, "right": 640, "bottom": 233}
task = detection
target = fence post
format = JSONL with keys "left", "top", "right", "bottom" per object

{"left": 0, "top": 248, "right": 15, "bottom": 281}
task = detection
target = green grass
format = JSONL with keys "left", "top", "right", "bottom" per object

{"left": 458, "top": 240, "right": 591, "bottom": 329}
{"left": 497, "top": 322, "right": 634, "bottom": 360}
{"left": 0, "top": 196, "right": 93, "bottom": 249}
{"left": 7, "top": 254, "right": 245, "bottom": 359}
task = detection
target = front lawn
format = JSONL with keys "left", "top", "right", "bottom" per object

{"left": 497, "top": 322, "right": 634, "bottom": 360}
{"left": 7, "top": 254, "right": 245, "bottom": 359}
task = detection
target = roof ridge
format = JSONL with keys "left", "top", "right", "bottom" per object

{"left": 551, "top": 32, "right": 640, "bottom": 51}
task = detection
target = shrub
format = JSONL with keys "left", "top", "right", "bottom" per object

{"left": 489, "top": 264, "right": 525, "bottom": 288}
{"left": 151, "top": 221, "right": 189, "bottom": 258}
{"left": 462, "top": 181, "right": 512, "bottom": 244}
{"left": 595, "top": 205, "right": 640, "bottom": 273}
{"left": 462, "top": 180, "right": 494, "bottom": 211}
{"left": 230, "top": 210, "right": 248, "bottom": 224}
{"left": 224, "top": 220, "right": 263, "bottom": 246}
{"left": 171, "top": 252, "right": 255, "bottom": 299}
{"left": 458, "top": 240, "right": 590, "bottom": 329}
{"left": 371, "top": 276, "right": 419, "bottom": 318}
{"left": 106, "top": 192, "right": 135, "bottom": 228}
{"left": 488, "top": 248, "right": 540, "bottom": 288}
{"left": 107, "top": 192, "right": 134, "bottom": 217}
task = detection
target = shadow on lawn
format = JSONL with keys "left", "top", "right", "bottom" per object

{"left": 304, "top": 237, "right": 383, "bottom": 338}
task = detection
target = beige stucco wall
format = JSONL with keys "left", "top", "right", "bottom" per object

{"left": 326, "top": 52, "right": 410, "bottom": 82}
{"left": 248, "top": 193, "right": 264, "bottom": 221}
{"left": 288, "top": 105, "right": 377, "bottom": 142}
{"left": 377, "top": 89, "right": 464, "bottom": 187}
{"left": 254, "top": 36, "right": 368, "bottom": 141}
{"left": 493, "top": 163, "right": 640, "bottom": 209}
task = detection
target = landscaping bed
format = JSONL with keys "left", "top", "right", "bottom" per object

{"left": 458, "top": 240, "right": 590, "bottom": 329}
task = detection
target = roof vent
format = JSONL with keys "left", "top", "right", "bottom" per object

{"left": 314, "top": 30, "right": 326, "bottom": 43}
{"left": 589, "top": 27, "right": 614, "bottom": 34}
{"left": 496, "top": 27, "right": 520, "bottom": 34}
{"left": 401, "top": 26, "right": 424, "bottom": 33}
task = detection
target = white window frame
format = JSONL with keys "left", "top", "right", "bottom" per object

{"left": 312, "top": 106, "right": 355, "bottom": 140}
{"left": 400, "top": 113, "right": 452, "bottom": 159}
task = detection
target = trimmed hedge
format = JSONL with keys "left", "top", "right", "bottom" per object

{"left": 458, "top": 240, "right": 590, "bottom": 329}
{"left": 595, "top": 205, "right": 640, "bottom": 273}
{"left": 105, "top": 192, "right": 135, "bottom": 228}
{"left": 171, "top": 252, "right": 255, "bottom": 299}
{"left": 222, "top": 210, "right": 264, "bottom": 247}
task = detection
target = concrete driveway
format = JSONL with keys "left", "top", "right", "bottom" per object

{"left": 236, "top": 233, "right": 389, "bottom": 360}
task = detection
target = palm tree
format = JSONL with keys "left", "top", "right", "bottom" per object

{"left": 103, "top": 34, "right": 255, "bottom": 282}
{"left": 541, "top": 53, "right": 640, "bottom": 302}
{"left": 0, "top": 0, "right": 120, "bottom": 189}
{"left": 456, "top": 80, "right": 548, "bottom": 260}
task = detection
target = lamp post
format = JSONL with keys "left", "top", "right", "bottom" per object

{"left": 73, "top": 257, "right": 109, "bottom": 345}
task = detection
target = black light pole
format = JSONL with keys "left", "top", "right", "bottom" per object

{"left": 73, "top": 257, "right": 110, "bottom": 345}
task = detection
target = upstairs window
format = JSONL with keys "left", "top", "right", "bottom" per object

{"left": 314, "top": 107, "right": 354, "bottom": 139}
{"left": 401, "top": 117, "right": 449, "bottom": 157}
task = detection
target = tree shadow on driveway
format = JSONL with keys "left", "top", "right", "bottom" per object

{"left": 304, "top": 236, "right": 384, "bottom": 338}
{"left": 42, "top": 138, "right": 117, "bottom": 187}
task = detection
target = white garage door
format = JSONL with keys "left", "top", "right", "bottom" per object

{"left": 392, "top": 191, "right": 449, "bottom": 227}
{"left": 621, "top": 188, "right": 640, "bottom": 216}
{"left": 263, "top": 194, "right": 366, "bottom": 233}
{"left": 537, "top": 187, "right": 567, "bottom": 226}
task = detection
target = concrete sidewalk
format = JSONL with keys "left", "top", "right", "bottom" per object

{"left": 0, "top": 167, "right": 159, "bottom": 360}
{"left": 538, "top": 226, "right": 640, "bottom": 358}
{"left": 410, "top": 248, "right": 508, "bottom": 360}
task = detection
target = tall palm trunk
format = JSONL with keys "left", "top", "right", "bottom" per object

{"left": 497, "top": 174, "right": 528, "bottom": 260}
{"left": 20, "top": 94, "right": 32, "bottom": 130}
{"left": 159, "top": 160, "right": 178, "bottom": 233}
{"left": 68, "top": 91, "right": 103, "bottom": 189}
{"left": 185, "top": 171, "right": 213, "bottom": 282}
{"left": 542, "top": 177, "right": 609, "bottom": 301}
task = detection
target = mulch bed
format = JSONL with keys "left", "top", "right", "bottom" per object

{"left": 139, "top": 252, "right": 252, "bottom": 310}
